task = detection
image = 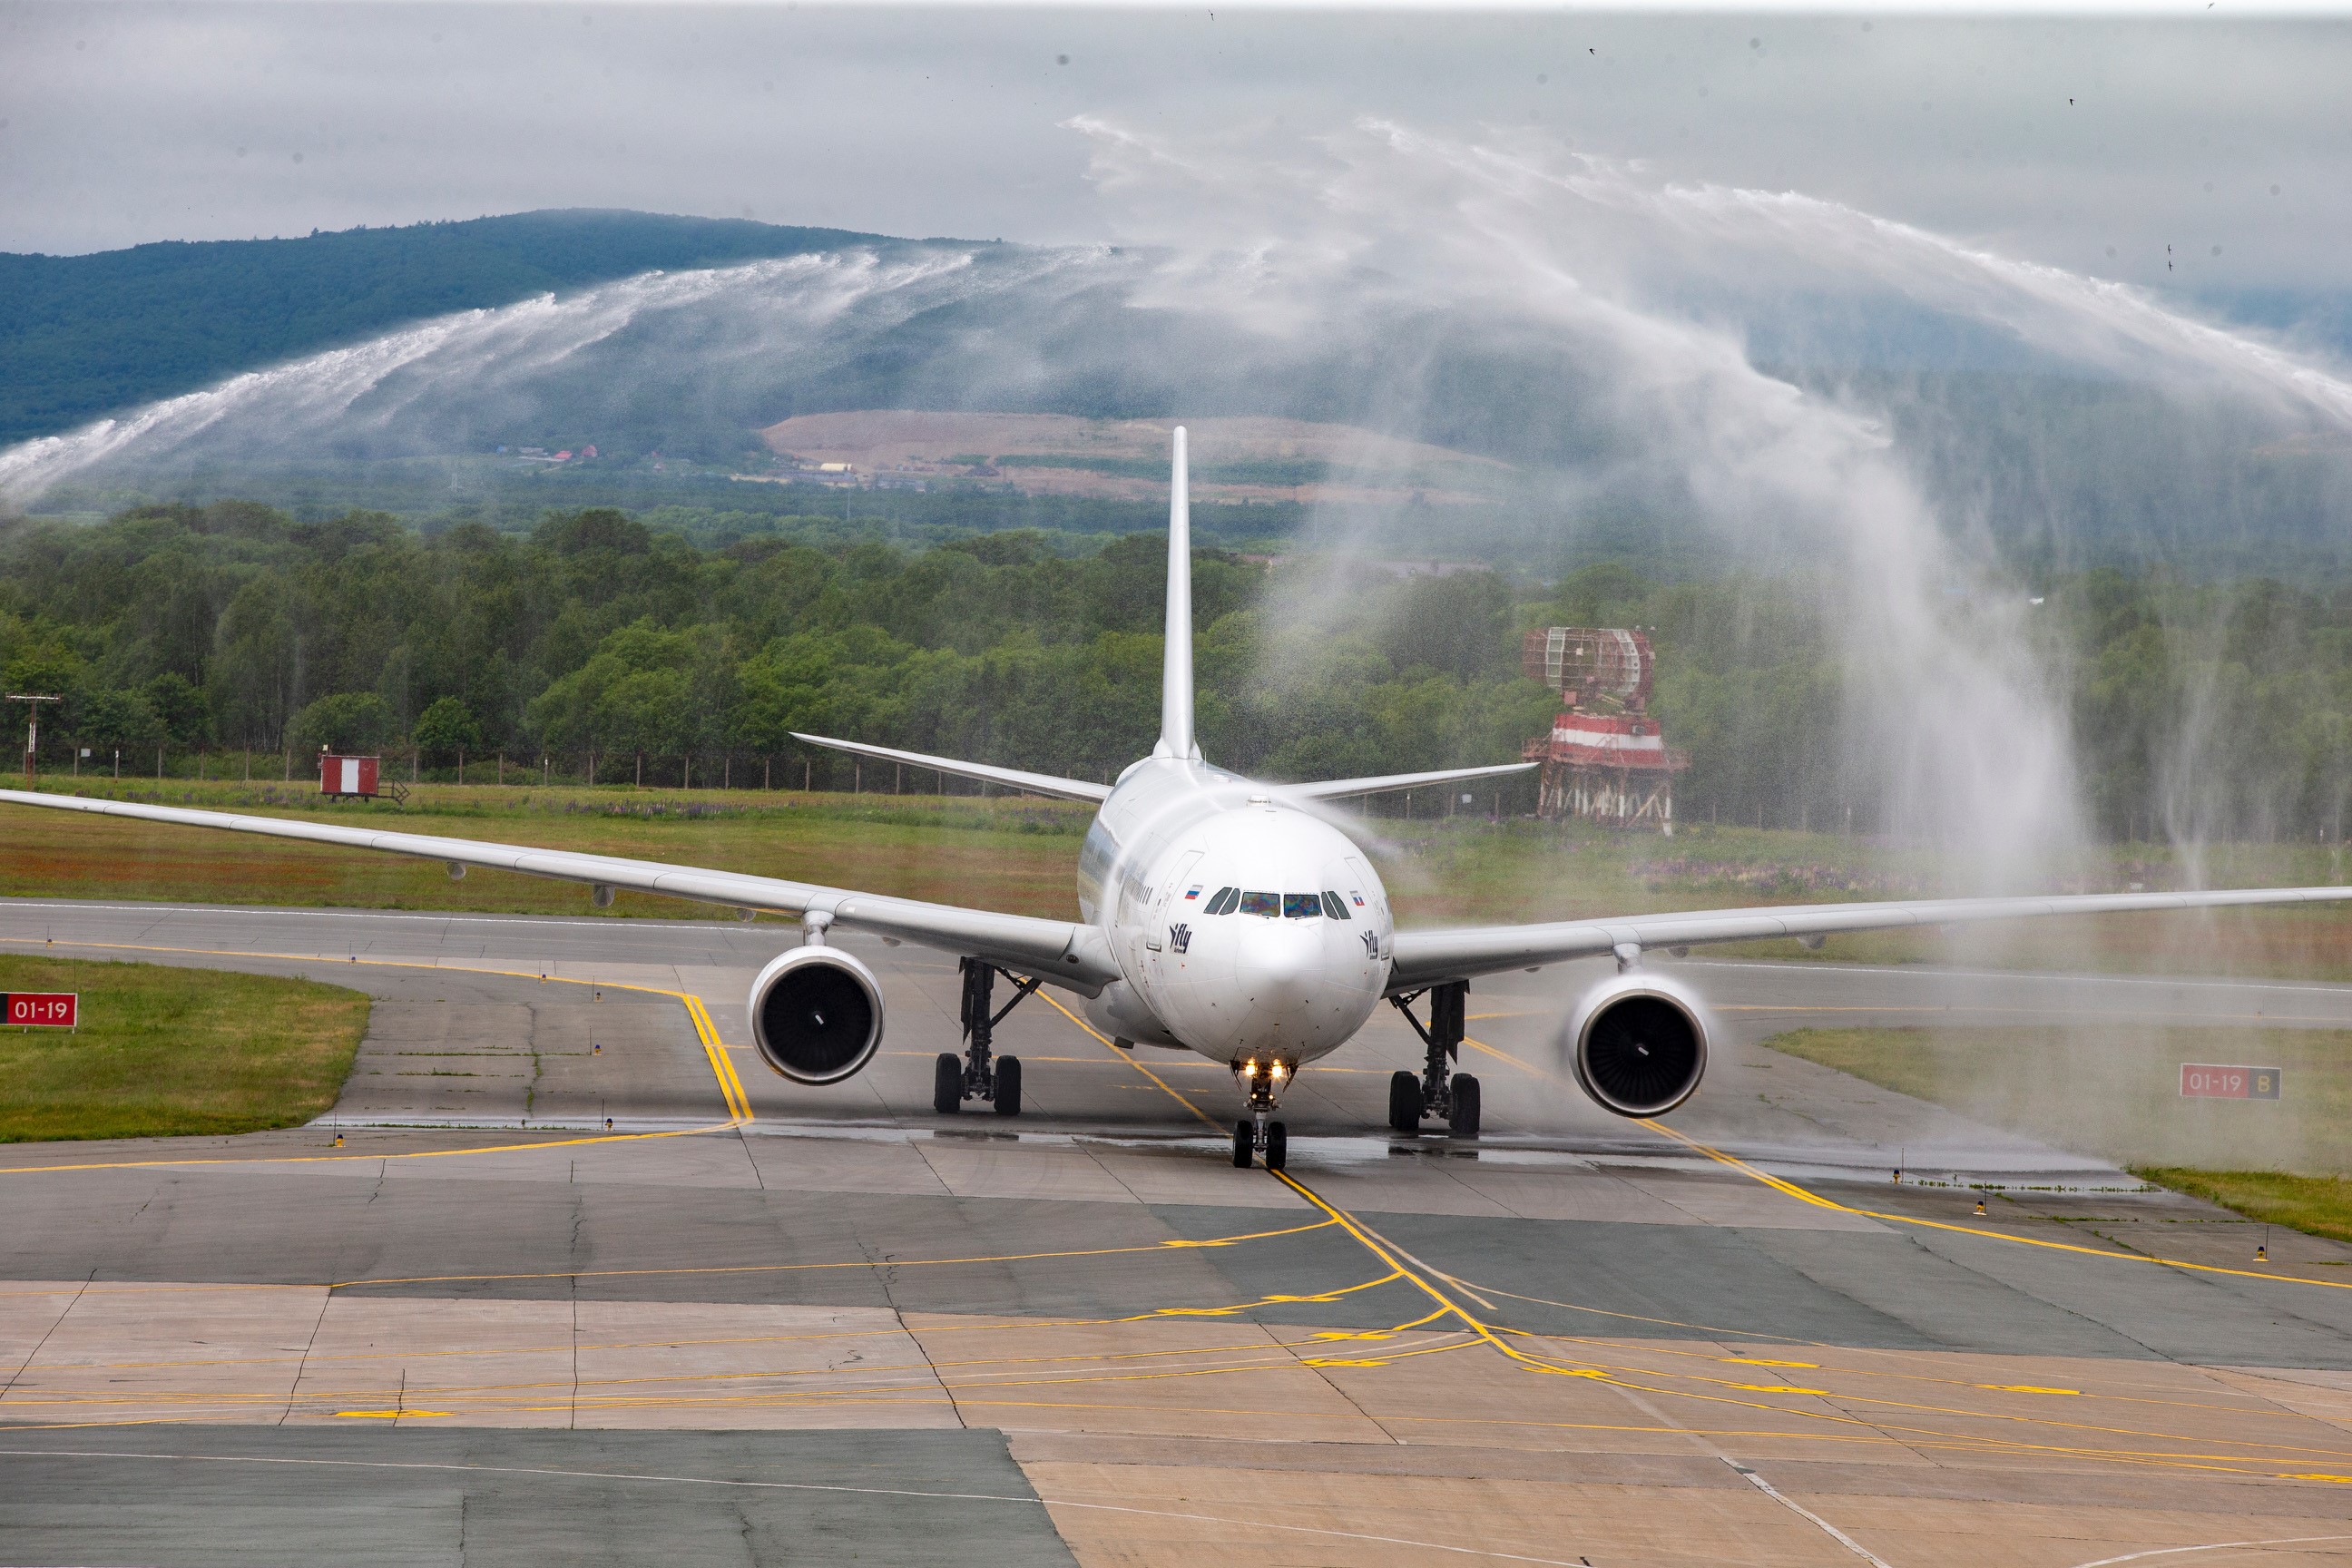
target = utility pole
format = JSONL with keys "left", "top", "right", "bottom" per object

{"left": 5, "top": 694, "right": 62, "bottom": 782}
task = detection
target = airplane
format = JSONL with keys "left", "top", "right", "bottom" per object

{"left": 8, "top": 426, "right": 2352, "bottom": 1171}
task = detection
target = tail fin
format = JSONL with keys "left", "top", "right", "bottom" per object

{"left": 1155, "top": 426, "right": 1198, "bottom": 760}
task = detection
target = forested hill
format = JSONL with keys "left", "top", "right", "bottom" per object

{"left": 0, "top": 211, "right": 906, "bottom": 446}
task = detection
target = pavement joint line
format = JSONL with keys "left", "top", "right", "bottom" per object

{"left": 1726, "top": 1457, "right": 1896, "bottom": 1566}
{"left": 0, "top": 1446, "right": 1607, "bottom": 1566}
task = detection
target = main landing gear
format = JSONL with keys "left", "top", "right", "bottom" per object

{"left": 1230, "top": 1057, "right": 1291, "bottom": 1171}
{"left": 1387, "top": 980, "right": 1481, "bottom": 1139}
{"left": 935, "top": 957, "right": 1041, "bottom": 1117}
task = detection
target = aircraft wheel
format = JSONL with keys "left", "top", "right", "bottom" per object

{"left": 994, "top": 1055, "right": 1023, "bottom": 1116}
{"left": 1231, "top": 1120, "right": 1253, "bottom": 1169}
{"left": 1450, "top": 1073, "right": 1482, "bottom": 1139}
{"left": 1265, "top": 1120, "right": 1289, "bottom": 1171}
{"left": 1387, "top": 1070, "right": 1423, "bottom": 1134}
{"left": 933, "top": 1053, "right": 963, "bottom": 1115}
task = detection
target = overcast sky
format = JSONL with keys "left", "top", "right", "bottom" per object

{"left": 2, "top": 3, "right": 2349, "bottom": 299}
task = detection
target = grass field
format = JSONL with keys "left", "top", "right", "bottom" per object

{"left": 5, "top": 777, "right": 2350, "bottom": 980}
{"left": 0, "top": 953, "right": 370, "bottom": 1142}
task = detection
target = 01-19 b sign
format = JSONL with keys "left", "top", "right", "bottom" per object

{"left": 2180, "top": 1063, "right": 2282, "bottom": 1100}
{"left": 4, "top": 992, "right": 78, "bottom": 1028}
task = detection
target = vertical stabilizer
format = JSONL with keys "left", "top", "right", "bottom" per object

{"left": 1155, "top": 426, "right": 1198, "bottom": 760}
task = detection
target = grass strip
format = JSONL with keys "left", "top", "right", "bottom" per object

{"left": 2130, "top": 1169, "right": 2352, "bottom": 1247}
{"left": 0, "top": 954, "right": 368, "bottom": 1142}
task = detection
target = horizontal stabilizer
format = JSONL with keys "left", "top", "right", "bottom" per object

{"left": 789, "top": 733, "right": 1111, "bottom": 803}
{"left": 1286, "top": 760, "right": 1537, "bottom": 802}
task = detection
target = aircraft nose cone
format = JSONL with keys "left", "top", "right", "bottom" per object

{"left": 1236, "top": 930, "right": 1323, "bottom": 1014}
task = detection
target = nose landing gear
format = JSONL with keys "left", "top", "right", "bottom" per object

{"left": 1230, "top": 1057, "right": 1291, "bottom": 1171}
{"left": 1387, "top": 980, "right": 1481, "bottom": 1139}
{"left": 934, "top": 957, "right": 1041, "bottom": 1116}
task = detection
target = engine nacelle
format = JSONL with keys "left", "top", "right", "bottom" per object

{"left": 1561, "top": 972, "right": 1711, "bottom": 1118}
{"left": 747, "top": 946, "right": 885, "bottom": 1084}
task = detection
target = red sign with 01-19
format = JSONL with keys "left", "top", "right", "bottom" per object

{"left": 4, "top": 992, "right": 78, "bottom": 1028}
{"left": 2180, "top": 1063, "right": 2282, "bottom": 1100}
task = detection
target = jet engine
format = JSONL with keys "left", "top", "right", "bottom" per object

{"left": 1561, "top": 971, "right": 1711, "bottom": 1118}
{"left": 747, "top": 946, "right": 886, "bottom": 1084}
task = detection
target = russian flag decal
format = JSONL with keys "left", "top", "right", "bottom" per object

{"left": 1351, "top": 892, "right": 1365, "bottom": 906}
{"left": 1184, "top": 886, "right": 1202, "bottom": 900}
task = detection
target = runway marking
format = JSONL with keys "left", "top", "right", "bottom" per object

{"left": 0, "top": 934, "right": 750, "bottom": 1171}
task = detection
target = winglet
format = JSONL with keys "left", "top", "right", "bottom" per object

{"left": 1155, "top": 425, "right": 1198, "bottom": 760}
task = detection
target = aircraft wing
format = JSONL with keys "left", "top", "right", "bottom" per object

{"left": 789, "top": 733, "right": 1111, "bottom": 803}
{"left": 1285, "top": 761, "right": 1536, "bottom": 801}
{"left": 0, "top": 788, "right": 1121, "bottom": 992}
{"left": 1386, "top": 884, "right": 2352, "bottom": 993}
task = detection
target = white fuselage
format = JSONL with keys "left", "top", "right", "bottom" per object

{"left": 1075, "top": 756, "right": 1395, "bottom": 1072}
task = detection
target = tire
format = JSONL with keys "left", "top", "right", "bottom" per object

{"left": 994, "top": 1055, "right": 1023, "bottom": 1116}
{"left": 933, "top": 1053, "right": 963, "bottom": 1115}
{"left": 1388, "top": 1070, "right": 1423, "bottom": 1134}
{"left": 1265, "top": 1120, "right": 1289, "bottom": 1171}
{"left": 1450, "top": 1073, "right": 1482, "bottom": 1139}
{"left": 1231, "top": 1120, "right": 1253, "bottom": 1169}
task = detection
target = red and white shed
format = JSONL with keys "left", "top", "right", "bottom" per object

{"left": 319, "top": 753, "right": 382, "bottom": 799}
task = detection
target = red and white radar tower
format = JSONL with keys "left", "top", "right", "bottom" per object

{"left": 1520, "top": 628, "right": 1689, "bottom": 833}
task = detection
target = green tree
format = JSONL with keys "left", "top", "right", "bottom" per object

{"left": 73, "top": 689, "right": 164, "bottom": 759}
{"left": 411, "top": 696, "right": 484, "bottom": 763}
{"left": 144, "top": 672, "right": 216, "bottom": 747}
{"left": 287, "top": 692, "right": 398, "bottom": 754}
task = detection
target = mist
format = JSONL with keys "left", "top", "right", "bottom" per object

{"left": 12, "top": 114, "right": 2352, "bottom": 895}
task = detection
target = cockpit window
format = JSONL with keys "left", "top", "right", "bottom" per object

{"left": 1320, "top": 890, "right": 1351, "bottom": 921}
{"left": 1204, "top": 887, "right": 1240, "bottom": 916}
{"left": 1282, "top": 893, "right": 1324, "bottom": 919}
{"left": 1238, "top": 890, "right": 1279, "bottom": 917}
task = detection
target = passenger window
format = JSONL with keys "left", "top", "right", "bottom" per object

{"left": 1321, "top": 890, "right": 1350, "bottom": 921}
{"left": 1239, "top": 890, "right": 1279, "bottom": 917}
{"left": 1205, "top": 887, "right": 1240, "bottom": 915}
{"left": 1282, "top": 893, "right": 1323, "bottom": 919}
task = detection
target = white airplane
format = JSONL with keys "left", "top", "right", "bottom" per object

{"left": 9, "top": 426, "right": 2352, "bottom": 1171}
